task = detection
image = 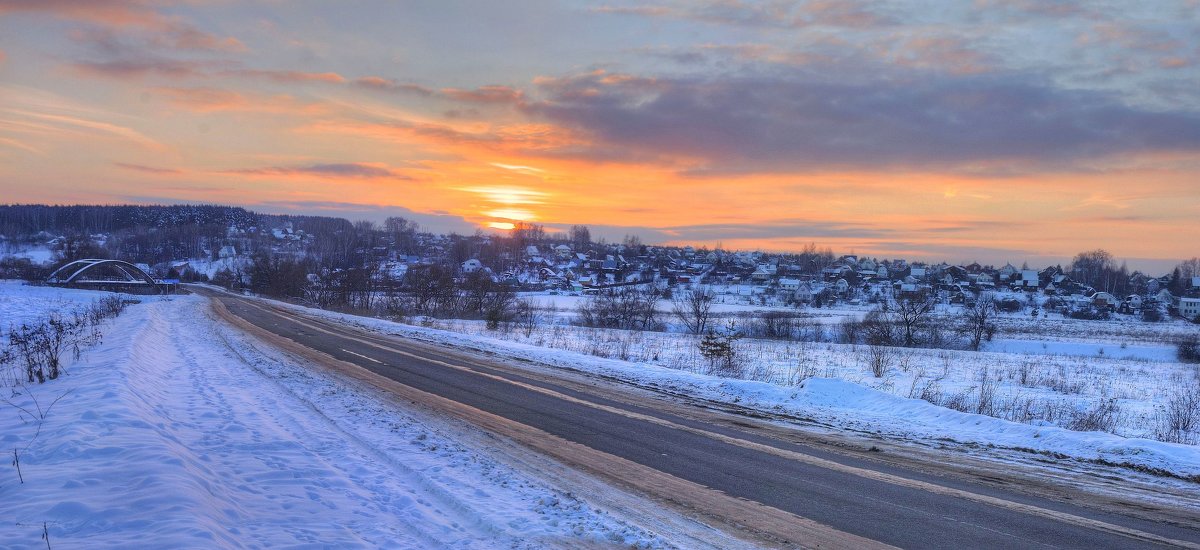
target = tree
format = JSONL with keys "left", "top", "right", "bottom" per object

{"left": 699, "top": 322, "right": 742, "bottom": 376}
{"left": 671, "top": 285, "right": 716, "bottom": 335}
{"left": 385, "top": 216, "right": 420, "bottom": 254}
{"left": 961, "top": 295, "right": 998, "bottom": 351}
{"left": 511, "top": 298, "right": 541, "bottom": 337}
{"left": 512, "top": 222, "right": 545, "bottom": 246}
{"left": 1170, "top": 267, "right": 1184, "bottom": 295}
{"left": 576, "top": 286, "right": 660, "bottom": 330}
{"left": 404, "top": 264, "right": 456, "bottom": 315}
{"left": 892, "top": 292, "right": 935, "bottom": 347}
{"left": 1070, "top": 249, "right": 1123, "bottom": 293}
{"left": 861, "top": 307, "right": 896, "bottom": 346}
{"left": 570, "top": 225, "right": 590, "bottom": 249}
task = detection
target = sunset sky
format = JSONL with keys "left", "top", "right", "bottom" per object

{"left": 1, "top": 1, "right": 1197, "bottom": 271}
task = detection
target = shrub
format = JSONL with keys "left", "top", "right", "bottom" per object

{"left": 1179, "top": 336, "right": 1200, "bottom": 364}
{"left": 997, "top": 299, "right": 1022, "bottom": 313}
{"left": 1067, "top": 399, "right": 1122, "bottom": 433}
{"left": 699, "top": 322, "right": 743, "bottom": 377}
{"left": 866, "top": 345, "right": 893, "bottom": 378}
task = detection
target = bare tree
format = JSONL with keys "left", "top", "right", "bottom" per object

{"left": 671, "top": 285, "right": 715, "bottom": 335}
{"left": 893, "top": 293, "right": 935, "bottom": 347}
{"left": 570, "top": 225, "right": 590, "bottom": 249}
{"left": 961, "top": 295, "right": 998, "bottom": 351}
{"left": 577, "top": 286, "right": 660, "bottom": 331}
{"left": 861, "top": 307, "right": 897, "bottom": 346}
{"left": 404, "top": 264, "right": 456, "bottom": 315}
{"left": 511, "top": 298, "right": 541, "bottom": 337}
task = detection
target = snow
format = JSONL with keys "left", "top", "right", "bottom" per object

{"left": 0, "top": 282, "right": 126, "bottom": 344}
{"left": 268, "top": 300, "right": 1200, "bottom": 481}
{"left": 181, "top": 256, "right": 249, "bottom": 279}
{"left": 0, "top": 244, "right": 55, "bottom": 265}
{"left": 986, "top": 338, "right": 1177, "bottom": 362}
{"left": 0, "top": 285, "right": 663, "bottom": 548}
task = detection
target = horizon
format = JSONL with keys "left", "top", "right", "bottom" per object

{"left": 1, "top": 200, "right": 1184, "bottom": 274}
{"left": 1, "top": 1, "right": 1197, "bottom": 274}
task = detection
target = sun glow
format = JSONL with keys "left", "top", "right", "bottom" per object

{"left": 483, "top": 208, "right": 536, "bottom": 221}
{"left": 460, "top": 186, "right": 549, "bottom": 205}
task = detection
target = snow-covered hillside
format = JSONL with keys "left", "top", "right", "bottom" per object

{"left": 0, "top": 287, "right": 662, "bottom": 548}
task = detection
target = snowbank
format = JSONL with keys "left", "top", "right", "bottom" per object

{"left": 1, "top": 291, "right": 660, "bottom": 548}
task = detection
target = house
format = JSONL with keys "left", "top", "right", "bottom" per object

{"left": 1191, "top": 277, "right": 1200, "bottom": 292}
{"left": 998, "top": 263, "right": 1017, "bottom": 281}
{"left": 1121, "top": 294, "right": 1144, "bottom": 313}
{"left": 461, "top": 259, "right": 483, "bottom": 274}
{"left": 1092, "top": 292, "right": 1118, "bottom": 309}
{"left": 1017, "top": 270, "right": 1039, "bottom": 289}
{"left": 218, "top": 245, "right": 238, "bottom": 259}
{"left": 793, "top": 282, "right": 818, "bottom": 303}
{"left": 779, "top": 278, "right": 801, "bottom": 292}
{"left": 1181, "top": 297, "right": 1200, "bottom": 321}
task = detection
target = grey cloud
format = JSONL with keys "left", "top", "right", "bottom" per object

{"left": 222, "top": 163, "right": 411, "bottom": 179}
{"left": 523, "top": 70, "right": 1200, "bottom": 173}
{"left": 114, "top": 162, "right": 182, "bottom": 175}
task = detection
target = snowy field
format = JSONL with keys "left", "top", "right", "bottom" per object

{"left": 0, "top": 282, "right": 113, "bottom": 344}
{"left": 0, "top": 284, "right": 665, "bottom": 548}
{"left": 433, "top": 317, "right": 1199, "bottom": 446}
{"left": 272, "top": 300, "right": 1200, "bottom": 481}
{"left": 0, "top": 243, "right": 55, "bottom": 266}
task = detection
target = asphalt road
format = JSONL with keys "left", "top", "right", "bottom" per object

{"left": 200, "top": 289, "right": 1200, "bottom": 549}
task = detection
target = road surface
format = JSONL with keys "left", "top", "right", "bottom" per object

{"left": 197, "top": 288, "right": 1200, "bottom": 549}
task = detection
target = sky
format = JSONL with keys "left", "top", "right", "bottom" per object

{"left": 0, "top": 1, "right": 1197, "bottom": 271}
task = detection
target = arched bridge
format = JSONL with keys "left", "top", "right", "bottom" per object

{"left": 46, "top": 259, "right": 167, "bottom": 293}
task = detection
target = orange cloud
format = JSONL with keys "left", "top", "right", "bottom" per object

{"left": 4, "top": 0, "right": 245, "bottom": 53}
{"left": 153, "top": 86, "right": 329, "bottom": 115}
{"left": 229, "top": 69, "right": 347, "bottom": 84}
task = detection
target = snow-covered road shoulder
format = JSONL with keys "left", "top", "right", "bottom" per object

{"left": 1, "top": 294, "right": 661, "bottom": 548}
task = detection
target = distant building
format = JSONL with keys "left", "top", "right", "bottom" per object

{"left": 461, "top": 259, "right": 483, "bottom": 274}
{"left": 1181, "top": 297, "right": 1200, "bottom": 321}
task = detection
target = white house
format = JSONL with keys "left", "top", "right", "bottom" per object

{"left": 1181, "top": 297, "right": 1200, "bottom": 321}
{"left": 779, "top": 278, "right": 801, "bottom": 291}
{"left": 794, "top": 282, "right": 818, "bottom": 302}
{"left": 461, "top": 259, "right": 483, "bottom": 274}
{"left": 1018, "top": 270, "right": 1039, "bottom": 288}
